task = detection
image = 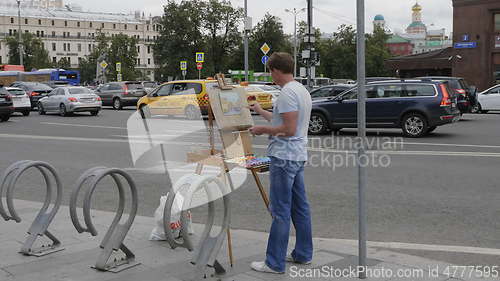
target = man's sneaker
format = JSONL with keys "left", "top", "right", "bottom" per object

{"left": 286, "top": 254, "right": 312, "bottom": 265}
{"left": 250, "top": 261, "right": 284, "bottom": 274}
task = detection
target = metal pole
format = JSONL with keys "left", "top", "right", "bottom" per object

{"left": 17, "top": 0, "right": 23, "bottom": 66}
{"left": 356, "top": 0, "right": 367, "bottom": 278}
{"left": 244, "top": 0, "right": 249, "bottom": 82}
{"left": 293, "top": 9, "right": 297, "bottom": 78}
{"left": 306, "top": 0, "right": 313, "bottom": 89}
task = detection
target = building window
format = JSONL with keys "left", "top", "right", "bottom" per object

{"left": 25, "top": 30, "right": 28, "bottom": 33}
{"left": 102, "top": 23, "right": 105, "bottom": 28}
{"left": 67, "top": 43, "right": 71, "bottom": 51}
{"left": 64, "top": 21, "right": 67, "bottom": 27}
{"left": 124, "top": 24, "right": 128, "bottom": 30}
{"left": 92, "top": 33, "right": 95, "bottom": 38}
{"left": 53, "top": 57, "right": 57, "bottom": 63}
{"left": 135, "top": 25, "right": 138, "bottom": 30}
{"left": 147, "top": 46, "right": 151, "bottom": 54}
{"left": 38, "top": 19, "right": 41, "bottom": 25}
{"left": 10, "top": 18, "right": 14, "bottom": 24}
{"left": 51, "top": 20, "right": 55, "bottom": 26}
{"left": 52, "top": 31, "right": 56, "bottom": 37}
{"left": 52, "top": 43, "right": 56, "bottom": 51}
{"left": 113, "top": 23, "right": 116, "bottom": 29}
{"left": 495, "top": 14, "right": 500, "bottom": 31}
{"left": 78, "top": 43, "right": 81, "bottom": 52}
{"left": 88, "top": 44, "right": 92, "bottom": 51}
{"left": 89, "top": 22, "right": 93, "bottom": 28}
{"left": 63, "top": 32, "right": 66, "bottom": 38}
{"left": 148, "top": 58, "right": 151, "bottom": 65}
{"left": 24, "top": 19, "right": 28, "bottom": 24}
{"left": 77, "top": 32, "right": 81, "bottom": 38}
{"left": 9, "top": 29, "right": 12, "bottom": 36}
{"left": 63, "top": 43, "right": 66, "bottom": 51}
{"left": 147, "top": 25, "right": 149, "bottom": 31}
{"left": 0, "top": 56, "right": 2, "bottom": 64}
{"left": 41, "top": 31, "right": 44, "bottom": 37}
{"left": 137, "top": 46, "right": 140, "bottom": 53}
{"left": 36, "top": 30, "right": 40, "bottom": 37}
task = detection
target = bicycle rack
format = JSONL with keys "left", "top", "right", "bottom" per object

{"left": 0, "top": 160, "right": 64, "bottom": 257}
{"left": 70, "top": 167, "right": 140, "bottom": 273}
{"left": 165, "top": 174, "right": 231, "bottom": 278}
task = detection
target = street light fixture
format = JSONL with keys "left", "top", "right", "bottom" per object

{"left": 285, "top": 7, "right": 306, "bottom": 78}
{"left": 17, "top": 0, "right": 23, "bottom": 66}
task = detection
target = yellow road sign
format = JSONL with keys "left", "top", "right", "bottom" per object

{"left": 196, "top": 52, "right": 205, "bottom": 63}
{"left": 100, "top": 61, "right": 108, "bottom": 69}
{"left": 260, "top": 43, "right": 270, "bottom": 55}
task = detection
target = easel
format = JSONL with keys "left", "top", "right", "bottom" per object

{"left": 186, "top": 74, "right": 272, "bottom": 269}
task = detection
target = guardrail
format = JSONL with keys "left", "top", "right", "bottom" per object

{"left": 70, "top": 166, "right": 139, "bottom": 272}
{"left": 0, "top": 160, "right": 64, "bottom": 256}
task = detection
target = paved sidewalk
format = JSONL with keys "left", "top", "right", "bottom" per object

{"left": 0, "top": 200, "right": 496, "bottom": 281}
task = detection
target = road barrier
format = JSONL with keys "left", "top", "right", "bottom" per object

{"left": 70, "top": 167, "right": 139, "bottom": 272}
{"left": 0, "top": 160, "right": 64, "bottom": 256}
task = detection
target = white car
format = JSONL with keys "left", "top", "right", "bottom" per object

{"left": 38, "top": 86, "right": 102, "bottom": 116}
{"left": 5, "top": 87, "right": 31, "bottom": 116}
{"left": 476, "top": 84, "right": 500, "bottom": 113}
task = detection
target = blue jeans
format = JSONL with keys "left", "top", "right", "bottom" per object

{"left": 265, "top": 156, "right": 313, "bottom": 272}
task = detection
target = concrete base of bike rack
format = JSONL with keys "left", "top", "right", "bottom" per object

{"left": 21, "top": 245, "right": 65, "bottom": 257}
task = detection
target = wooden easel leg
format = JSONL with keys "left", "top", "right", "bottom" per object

{"left": 226, "top": 228, "right": 234, "bottom": 267}
{"left": 251, "top": 169, "right": 272, "bottom": 216}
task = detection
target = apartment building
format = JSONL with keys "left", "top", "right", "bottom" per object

{"left": 0, "top": 3, "right": 160, "bottom": 80}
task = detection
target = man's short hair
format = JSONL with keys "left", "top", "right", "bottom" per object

{"left": 267, "top": 52, "right": 294, "bottom": 74}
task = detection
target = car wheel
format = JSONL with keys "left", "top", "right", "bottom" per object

{"left": 139, "top": 104, "right": 152, "bottom": 119}
{"left": 90, "top": 111, "right": 99, "bottom": 116}
{"left": 184, "top": 105, "right": 200, "bottom": 120}
{"left": 308, "top": 112, "right": 329, "bottom": 135}
{"left": 402, "top": 113, "right": 428, "bottom": 138}
{"left": 38, "top": 103, "right": 46, "bottom": 115}
{"left": 112, "top": 98, "right": 123, "bottom": 110}
{"left": 1, "top": 115, "right": 9, "bottom": 122}
{"left": 22, "top": 110, "right": 30, "bottom": 116}
{"left": 59, "top": 104, "right": 68, "bottom": 117}
{"left": 427, "top": 126, "right": 437, "bottom": 133}
{"left": 471, "top": 103, "right": 481, "bottom": 114}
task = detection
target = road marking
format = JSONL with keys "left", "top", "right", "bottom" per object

{"left": 41, "top": 122, "right": 126, "bottom": 130}
{"left": 319, "top": 238, "right": 500, "bottom": 256}
{"left": 385, "top": 141, "right": 500, "bottom": 150}
{"left": 3, "top": 134, "right": 500, "bottom": 158}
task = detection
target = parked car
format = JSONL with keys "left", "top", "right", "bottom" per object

{"left": 309, "top": 80, "right": 461, "bottom": 137}
{"left": 38, "top": 86, "right": 102, "bottom": 116}
{"left": 474, "top": 84, "right": 500, "bottom": 113}
{"left": 95, "top": 81, "right": 147, "bottom": 110}
{"left": 137, "top": 79, "right": 273, "bottom": 119}
{"left": 5, "top": 87, "right": 31, "bottom": 116}
{"left": 310, "top": 84, "right": 353, "bottom": 99}
{"left": 417, "top": 76, "right": 474, "bottom": 114}
{"left": 10, "top": 81, "right": 53, "bottom": 110}
{"left": 0, "top": 87, "right": 14, "bottom": 122}
{"left": 246, "top": 84, "right": 281, "bottom": 104}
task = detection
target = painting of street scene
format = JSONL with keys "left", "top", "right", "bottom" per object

{"left": 219, "top": 90, "right": 242, "bottom": 116}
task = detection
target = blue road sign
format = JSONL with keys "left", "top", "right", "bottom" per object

{"left": 454, "top": 42, "right": 477, "bottom": 49}
{"left": 261, "top": 55, "right": 269, "bottom": 65}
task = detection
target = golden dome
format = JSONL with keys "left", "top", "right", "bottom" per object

{"left": 412, "top": 2, "right": 422, "bottom": 12}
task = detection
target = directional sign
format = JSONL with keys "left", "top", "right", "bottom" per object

{"left": 180, "top": 61, "right": 187, "bottom": 71}
{"left": 454, "top": 42, "right": 477, "bottom": 49}
{"left": 261, "top": 55, "right": 269, "bottom": 65}
{"left": 116, "top": 62, "right": 121, "bottom": 72}
{"left": 196, "top": 62, "right": 203, "bottom": 70}
{"left": 196, "top": 52, "right": 205, "bottom": 63}
{"left": 260, "top": 43, "right": 270, "bottom": 55}
{"left": 100, "top": 61, "right": 108, "bottom": 69}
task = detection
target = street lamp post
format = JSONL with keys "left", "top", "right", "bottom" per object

{"left": 244, "top": 0, "right": 249, "bottom": 82}
{"left": 17, "top": 0, "right": 23, "bottom": 66}
{"left": 285, "top": 8, "right": 306, "bottom": 78}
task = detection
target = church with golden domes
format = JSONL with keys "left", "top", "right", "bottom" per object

{"left": 406, "top": 2, "right": 427, "bottom": 34}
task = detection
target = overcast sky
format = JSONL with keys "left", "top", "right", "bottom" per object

{"left": 69, "top": 0, "right": 453, "bottom": 35}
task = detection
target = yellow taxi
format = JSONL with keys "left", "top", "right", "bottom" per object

{"left": 137, "top": 79, "right": 273, "bottom": 119}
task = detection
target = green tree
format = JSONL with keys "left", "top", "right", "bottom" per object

{"left": 107, "top": 34, "right": 140, "bottom": 81}
{"left": 365, "top": 25, "right": 391, "bottom": 77}
{"left": 248, "top": 13, "right": 292, "bottom": 71}
{"left": 202, "top": 0, "right": 243, "bottom": 75}
{"left": 78, "top": 31, "right": 110, "bottom": 84}
{"left": 154, "top": 0, "right": 205, "bottom": 81}
{"left": 318, "top": 24, "right": 357, "bottom": 79}
{"left": 54, "top": 57, "right": 71, "bottom": 69}
{"left": 6, "top": 33, "right": 51, "bottom": 71}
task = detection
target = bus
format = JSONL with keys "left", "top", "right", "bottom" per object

{"left": 34, "top": 69, "right": 80, "bottom": 85}
{"left": 0, "top": 69, "right": 80, "bottom": 86}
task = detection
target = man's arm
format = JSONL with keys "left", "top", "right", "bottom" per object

{"left": 249, "top": 102, "right": 272, "bottom": 122}
{"left": 249, "top": 111, "right": 298, "bottom": 137}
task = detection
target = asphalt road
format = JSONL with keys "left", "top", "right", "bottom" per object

{"left": 1, "top": 107, "right": 499, "bottom": 266}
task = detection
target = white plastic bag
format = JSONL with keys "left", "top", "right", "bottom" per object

{"left": 149, "top": 193, "right": 193, "bottom": 241}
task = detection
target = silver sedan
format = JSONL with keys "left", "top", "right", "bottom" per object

{"left": 38, "top": 86, "right": 102, "bottom": 116}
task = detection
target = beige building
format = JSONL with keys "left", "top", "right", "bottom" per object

{"left": 0, "top": 2, "right": 159, "bottom": 80}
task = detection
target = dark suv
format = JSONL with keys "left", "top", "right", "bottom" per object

{"left": 0, "top": 87, "right": 14, "bottom": 122}
{"left": 417, "top": 76, "right": 474, "bottom": 114}
{"left": 95, "top": 81, "right": 146, "bottom": 110}
{"left": 309, "top": 80, "right": 461, "bottom": 137}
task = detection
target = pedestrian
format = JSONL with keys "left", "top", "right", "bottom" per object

{"left": 248, "top": 52, "right": 313, "bottom": 274}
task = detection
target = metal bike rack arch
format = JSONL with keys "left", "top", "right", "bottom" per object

{"left": 70, "top": 167, "right": 140, "bottom": 273}
{"left": 0, "top": 160, "right": 64, "bottom": 256}
{"left": 164, "top": 174, "right": 231, "bottom": 278}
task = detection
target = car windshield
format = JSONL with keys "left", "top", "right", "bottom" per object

{"left": 126, "top": 83, "right": 143, "bottom": 90}
{"left": 69, "top": 88, "right": 92, "bottom": 95}
{"left": 7, "top": 89, "right": 25, "bottom": 95}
